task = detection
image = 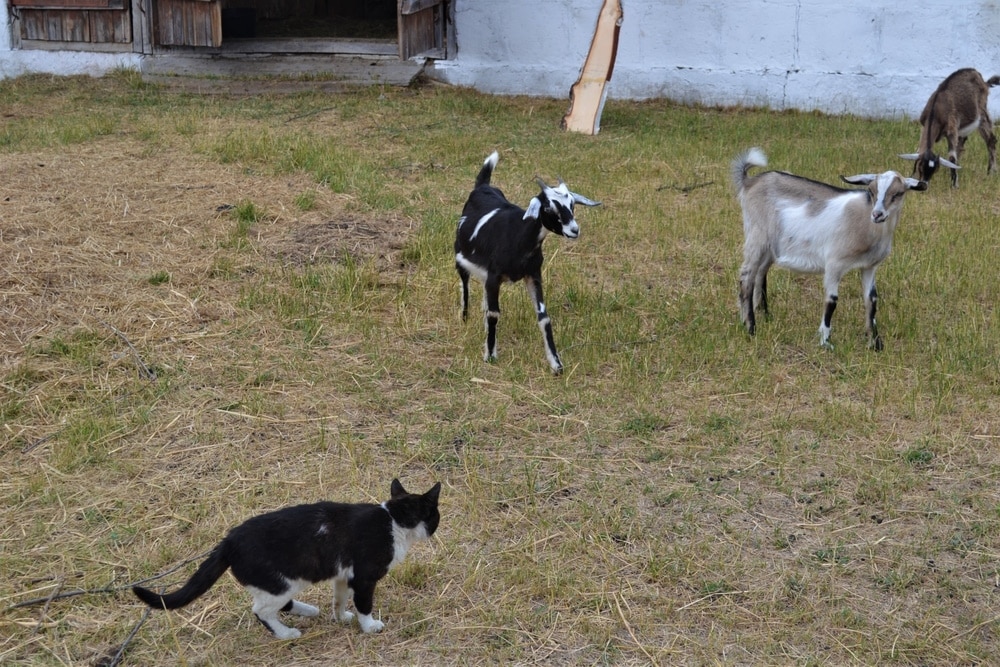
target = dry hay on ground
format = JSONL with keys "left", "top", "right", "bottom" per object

{"left": 1, "top": 137, "right": 426, "bottom": 664}
{"left": 0, "top": 137, "right": 412, "bottom": 379}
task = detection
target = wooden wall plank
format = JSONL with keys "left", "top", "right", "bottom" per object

{"left": 18, "top": 7, "right": 131, "bottom": 43}
{"left": 13, "top": 0, "right": 122, "bottom": 9}
{"left": 156, "top": 0, "right": 221, "bottom": 47}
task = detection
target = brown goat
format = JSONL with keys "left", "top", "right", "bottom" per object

{"left": 900, "top": 68, "right": 1000, "bottom": 188}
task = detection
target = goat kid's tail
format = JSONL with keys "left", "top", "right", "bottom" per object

{"left": 475, "top": 151, "right": 500, "bottom": 188}
{"left": 731, "top": 147, "right": 768, "bottom": 191}
{"left": 987, "top": 75, "right": 1000, "bottom": 87}
{"left": 133, "top": 545, "right": 230, "bottom": 610}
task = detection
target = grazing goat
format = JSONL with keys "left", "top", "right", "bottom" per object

{"left": 733, "top": 148, "right": 927, "bottom": 350}
{"left": 455, "top": 151, "right": 600, "bottom": 374}
{"left": 899, "top": 68, "right": 1000, "bottom": 188}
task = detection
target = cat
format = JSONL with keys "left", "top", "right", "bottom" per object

{"left": 132, "top": 478, "right": 441, "bottom": 640}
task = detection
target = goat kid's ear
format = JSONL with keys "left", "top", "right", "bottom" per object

{"left": 572, "top": 192, "right": 601, "bottom": 207}
{"left": 898, "top": 153, "right": 920, "bottom": 161}
{"left": 939, "top": 157, "right": 960, "bottom": 169}
{"left": 840, "top": 174, "right": 876, "bottom": 186}
{"left": 906, "top": 178, "right": 929, "bottom": 191}
{"left": 524, "top": 197, "right": 542, "bottom": 220}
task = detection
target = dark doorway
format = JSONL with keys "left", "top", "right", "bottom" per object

{"left": 220, "top": 0, "right": 396, "bottom": 40}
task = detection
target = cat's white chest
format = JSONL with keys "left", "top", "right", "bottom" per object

{"left": 383, "top": 506, "right": 429, "bottom": 570}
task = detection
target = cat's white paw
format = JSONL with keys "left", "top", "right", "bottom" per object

{"left": 289, "top": 601, "right": 320, "bottom": 617}
{"left": 357, "top": 613, "right": 384, "bottom": 633}
{"left": 336, "top": 610, "right": 355, "bottom": 624}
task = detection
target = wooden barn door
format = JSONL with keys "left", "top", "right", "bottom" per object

{"left": 398, "top": 0, "right": 444, "bottom": 59}
{"left": 154, "top": 0, "right": 221, "bottom": 47}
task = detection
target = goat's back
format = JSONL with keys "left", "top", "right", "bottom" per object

{"left": 919, "top": 68, "right": 991, "bottom": 127}
{"left": 737, "top": 168, "right": 857, "bottom": 228}
{"left": 735, "top": 166, "right": 873, "bottom": 251}
{"left": 741, "top": 170, "right": 851, "bottom": 203}
{"left": 461, "top": 184, "right": 520, "bottom": 218}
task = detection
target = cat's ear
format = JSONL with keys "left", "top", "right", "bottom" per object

{"left": 390, "top": 478, "right": 407, "bottom": 498}
{"left": 425, "top": 482, "right": 442, "bottom": 503}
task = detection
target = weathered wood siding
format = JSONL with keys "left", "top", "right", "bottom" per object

{"left": 155, "top": 0, "right": 221, "bottom": 47}
{"left": 17, "top": 7, "right": 131, "bottom": 43}
{"left": 398, "top": 0, "right": 442, "bottom": 59}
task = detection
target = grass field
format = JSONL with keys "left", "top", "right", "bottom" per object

{"left": 2, "top": 70, "right": 1000, "bottom": 666}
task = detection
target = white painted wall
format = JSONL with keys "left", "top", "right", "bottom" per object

{"left": 430, "top": 0, "right": 1000, "bottom": 120}
{"left": 3, "top": 1, "right": 1000, "bottom": 120}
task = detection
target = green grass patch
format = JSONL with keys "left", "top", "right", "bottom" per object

{"left": 2, "top": 74, "right": 999, "bottom": 667}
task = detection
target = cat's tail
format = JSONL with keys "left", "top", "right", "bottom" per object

{"left": 132, "top": 544, "right": 230, "bottom": 610}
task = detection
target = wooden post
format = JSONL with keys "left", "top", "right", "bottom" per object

{"left": 562, "top": 0, "right": 623, "bottom": 135}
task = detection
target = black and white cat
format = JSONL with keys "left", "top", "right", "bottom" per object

{"left": 133, "top": 478, "right": 441, "bottom": 639}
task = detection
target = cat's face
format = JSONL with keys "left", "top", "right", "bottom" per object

{"left": 389, "top": 479, "right": 442, "bottom": 536}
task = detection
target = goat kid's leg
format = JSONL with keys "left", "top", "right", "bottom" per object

{"left": 757, "top": 271, "right": 770, "bottom": 317}
{"left": 483, "top": 275, "right": 501, "bottom": 363}
{"left": 738, "top": 274, "right": 755, "bottom": 335}
{"left": 860, "top": 267, "right": 883, "bottom": 351}
{"left": 457, "top": 264, "right": 471, "bottom": 321}
{"left": 524, "top": 275, "right": 563, "bottom": 374}
{"left": 819, "top": 271, "right": 845, "bottom": 349}
{"left": 753, "top": 261, "right": 773, "bottom": 320}
{"left": 981, "top": 120, "right": 997, "bottom": 174}
{"left": 950, "top": 137, "right": 965, "bottom": 188}
{"left": 739, "top": 248, "right": 771, "bottom": 335}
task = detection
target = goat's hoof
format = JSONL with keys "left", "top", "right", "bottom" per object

{"left": 820, "top": 341, "right": 834, "bottom": 350}
{"left": 869, "top": 338, "right": 884, "bottom": 352}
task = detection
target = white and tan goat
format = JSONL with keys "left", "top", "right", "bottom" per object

{"left": 733, "top": 148, "right": 927, "bottom": 350}
{"left": 899, "top": 68, "right": 1000, "bottom": 188}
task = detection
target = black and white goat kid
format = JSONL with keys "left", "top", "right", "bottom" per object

{"left": 455, "top": 151, "right": 600, "bottom": 374}
{"left": 733, "top": 148, "right": 927, "bottom": 350}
